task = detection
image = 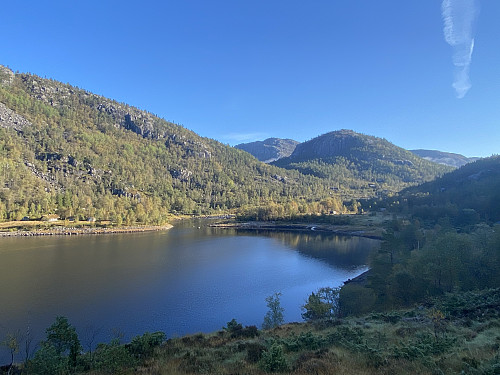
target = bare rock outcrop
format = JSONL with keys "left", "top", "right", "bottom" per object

{"left": 0, "top": 102, "right": 33, "bottom": 132}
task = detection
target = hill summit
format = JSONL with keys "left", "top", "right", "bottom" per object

{"left": 235, "top": 138, "right": 298, "bottom": 162}
{"left": 410, "top": 149, "right": 478, "bottom": 168}
{"left": 274, "top": 130, "right": 452, "bottom": 195}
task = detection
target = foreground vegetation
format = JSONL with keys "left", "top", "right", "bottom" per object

{"left": 3, "top": 288, "right": 500, "bottom": 374}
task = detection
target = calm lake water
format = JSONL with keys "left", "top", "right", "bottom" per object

{"left": 0, "top": 220, "right": 379, "bottom": 363}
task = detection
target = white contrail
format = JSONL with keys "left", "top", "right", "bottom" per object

{"left": 441, "top": 0, "right": 479, "bottom": 98}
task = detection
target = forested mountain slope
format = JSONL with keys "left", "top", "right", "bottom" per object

{"left": 0, "top": 65, "right": 332, "bottom": 222}
{"left": 273, "top": 129, "right": 451, "bottom": 197}
{"left": 389, "top": 155, "right": 500, "bottom": 223}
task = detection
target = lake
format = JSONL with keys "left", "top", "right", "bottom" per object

{"left": 0, "top": 220, "right": 379, "bottom": 363}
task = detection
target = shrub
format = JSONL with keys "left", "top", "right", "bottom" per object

{"left": 283, "top": 332, "right": 327, "bottom": 352}
{"left": 246, "top": 342, "right": 266, "bottom": 363}
{"left": 223, "top": 319, "right": 259, "bottom": 338}
{"left": 260, "top": 343, "right": 288, "bottom": 373}
{"left": 128, "top": 331, "right": 166, "bottom": 359}
{"left": 94, "top": 339, "right": 137, "bottom": 374}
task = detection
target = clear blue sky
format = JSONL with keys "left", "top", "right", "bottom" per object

{"left": 1, "top": 1, "right": 498, "bottom": 157}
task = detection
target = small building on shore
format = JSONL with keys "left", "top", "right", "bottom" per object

{"left": 41, "top": 214, "right": 60, "bottom": 222}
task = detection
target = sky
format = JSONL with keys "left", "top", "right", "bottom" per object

{"left": 1, "top": 1, "right": 499, "bottom": 157}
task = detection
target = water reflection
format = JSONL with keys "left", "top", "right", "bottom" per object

{"left": 232, "top": 229, "right": 378, "bottom": 269}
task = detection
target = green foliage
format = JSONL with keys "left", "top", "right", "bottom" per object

{"left": 25, "top": 316, "right": 81, "bottom": 374}
{"left": 262, "top": 292, "right": 285, "bottom": 330}
{"left": 127, "top": 331, "right": 165, "bottom": 359}
{"left": 340, "top": 283, "right": 377, "bottom": 316}
{"left": 392, "top": 333, "right": 455, "bottom": 360}
{"left": 435, "top": 288, "right": 500, "bottom": 320}
{"left": 345, "top": 218, "right": 500, "bottom": 316}
{"left": 282, "top": 332, "right": 328, "bottom": 352}
{"left": 223, "top": 319, "right": 259, "bottom": 338}
{"left": 302, "top": 287, "right": 340, "bottom": 321}
{"left": 94, "top": 339, "right": 137, "bottom": 374}
{"left": 246, "top": 342, "right": 266, "bottom": 363}
{"left": 44, "top": 316, "right": 82, "bottom": 367}
{"left": 327, "top": 325, "right": 365, "bottom": 347}
{"left": 386, "top": 156, "right": 500, "bottom": 224}
{"left": 223, "top": 319, "right": 242, "bottom": 334}
{"left": 27, "top": 342, "right": 68, "bottom": 375}
{"left": 260, "top": 343, "right": 288, "bottom": 373}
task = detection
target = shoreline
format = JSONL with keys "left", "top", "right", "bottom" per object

{"left": 0, "top": 224, "right": 173, "bottom": 237}
{"left": 209, "top": 221, "right": 384, "bottom": 240}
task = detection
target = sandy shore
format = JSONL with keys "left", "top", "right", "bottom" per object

{"left": 0, "top": 224, "right": 173, "bottom": 237}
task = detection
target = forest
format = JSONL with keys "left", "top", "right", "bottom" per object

{"left": 0, "top": 66, "right": 450, "bottom": 225}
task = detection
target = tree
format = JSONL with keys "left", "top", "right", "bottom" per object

{"left": 260, "top": 343, "right": 288, "bottom": 373}
{"left": 44, "top": 316, "right": 82, "bottom": 367}
{"left": 28, "top": 342, "right": 67, "bottom": 375}
{"left": 1, "top": 332, "right": 20, "bottom": 375}
{"left": 262, "top": 292, "right": 285, "bottom": 330}
{"left": 301, "top": 287, "right": 340, "bottom": 321}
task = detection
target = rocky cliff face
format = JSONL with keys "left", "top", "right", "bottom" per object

{"left": 410, "top": 149, "right": 478, "bottom": 168}
{"left": 288, "top": 130, "right": 364, "bottom": 161}
{"left": 1, "top": 67, "right": 213, "bottom": 160}
{"left": 235, "top": 138, "right": 299, "bottom": 162}
{"left": 0, "top": 101, "right": 33, "bottom": 132}
{"left": 0, "top": 65, "right": 15, "bottom": 86}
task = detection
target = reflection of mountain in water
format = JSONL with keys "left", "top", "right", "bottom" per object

{"left": 234, "top": 229, "right": 380, "bottom": 269}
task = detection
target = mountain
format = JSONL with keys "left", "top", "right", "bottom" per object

{"left": 0, "top": 65, "right": 333, "bottom": 222}
{"left": 273, "top": 130, "right": 452, "bottom": 196}
{"left": 234, "top": 138, "right": 299, "bottom": 163}
{"left": 410, "top": 149, "right": 479, "bottom": 168}
{"left": 392, "top": 155, "right": 500, "bottom": 223}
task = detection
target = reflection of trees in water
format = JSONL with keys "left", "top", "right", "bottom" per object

{"left": 234, "top": 230, "right": 380, "bottom": 269}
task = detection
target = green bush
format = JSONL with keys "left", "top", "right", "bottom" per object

{"left": 283, "top": 332, "right": 327, "bottom": 352}
{"left": 246, "top": 342, "right": 266, "bottom": 363}
{"left": 260, "top": 343, "right": 288, "bottom": 373}
{"left": 223, "top": 319, "right": 259, "bottom": 338}
{"left": 94, "top": 339, "right": 137, "bottom": 374}
{"left": 128, "top": 331, "right": 166, "bottom": 359}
